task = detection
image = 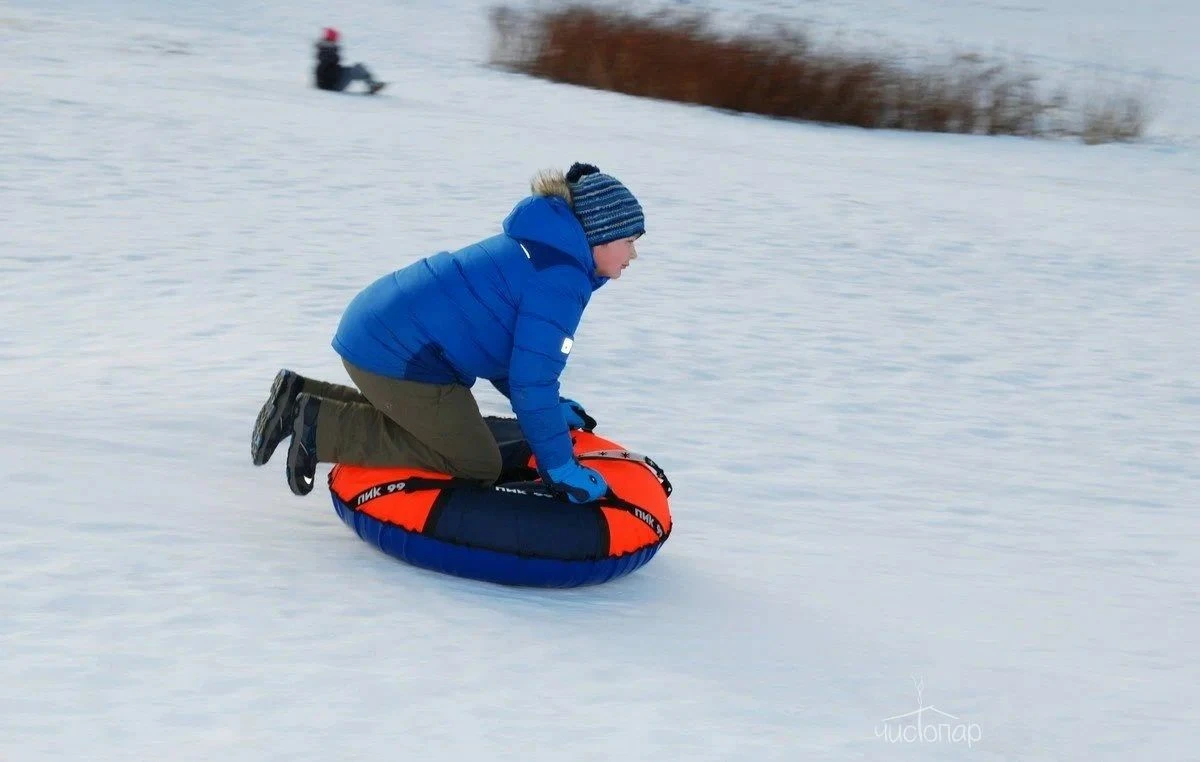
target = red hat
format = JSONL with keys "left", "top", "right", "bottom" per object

{"left": 322, "top": 27, "right": 340, "bottom": 43}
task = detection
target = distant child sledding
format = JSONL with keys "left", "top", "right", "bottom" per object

{"left": 313, "top": 27, "right": 387, "bottom": 95}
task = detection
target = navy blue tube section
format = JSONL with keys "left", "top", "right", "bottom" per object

{"left": 424, "top": 483, "right": 608, "bottom": 560}
{"left": 332, "top": 496, "right": 663, "bottom": 588}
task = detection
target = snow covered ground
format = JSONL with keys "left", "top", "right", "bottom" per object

{"left": 2, "top": 0, "right": 1197, "bottom": 759}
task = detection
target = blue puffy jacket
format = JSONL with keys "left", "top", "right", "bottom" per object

{"left": 332, "top": 194, "right": 606, "bottom": 472}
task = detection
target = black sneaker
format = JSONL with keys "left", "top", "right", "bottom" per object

{"left": 367, "top": 81, "right": 387, "bottom": 95}
{"left": 286, "top": 394, "right": 321, "bottom": 496}
{"left": 251, "top": 369, "right": 304, "bottom": 466}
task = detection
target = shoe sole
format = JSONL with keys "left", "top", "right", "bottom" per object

{"left": 250, "top": 370, "right": 301, "bottom": 466}
{"left": 286, "top": 395, "right": 316, "bottom": 496}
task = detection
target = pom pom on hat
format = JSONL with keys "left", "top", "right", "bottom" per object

{"left": 566, "top": 162, "right": 601, "bottom": 182}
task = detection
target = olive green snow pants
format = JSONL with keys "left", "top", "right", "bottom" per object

{"left": 308, "top": 359, "right": 502, "bottom": 484}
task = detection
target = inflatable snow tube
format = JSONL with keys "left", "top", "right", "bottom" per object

{"left": 326, "top": 417, "right": 673, "bottom": 587}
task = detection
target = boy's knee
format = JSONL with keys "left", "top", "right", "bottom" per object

{"left": 449, "top": 446, "right": 503, "bottom": 485}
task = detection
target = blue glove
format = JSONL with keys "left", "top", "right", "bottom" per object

{"left": 543, "top": 459, "right": 608, "bottom": 504}
{"left": 560, "top": 397, "right": 597, "bottom": 431}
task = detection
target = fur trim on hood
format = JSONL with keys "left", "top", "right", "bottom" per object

{"left": 530, "top": 169, "right": 572, "bottom": 204}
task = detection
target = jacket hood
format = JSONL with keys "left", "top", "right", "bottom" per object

{"left": 502, "top": 196, "right": 607, "bottom": 289}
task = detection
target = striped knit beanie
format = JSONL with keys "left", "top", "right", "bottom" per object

{"left": 566, "top": 163, "right": 645, "bottom": 247}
